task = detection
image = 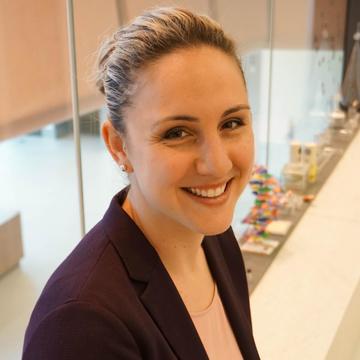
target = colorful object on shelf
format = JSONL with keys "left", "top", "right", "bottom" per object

{"left": 290, "top": 141, "right": 302, "bottom": 163}
{"left": 279, "top": 190, "right": 304, "bottom": 215}
{"left": 241, "top": 237, "right": 280, "bottom": 256}
{"left": 303, "top": 143, "right": 318, "bottom": 183}
{"left": 283, "top": 140, "right": 322, "bottom": 190}
{"left": 243, "top": 165, "right": 284, "bottom": 226}
{"left": 240, "top": 165, "right": 283, "bottom": 255}
{"left": 303, "top": 194, "right": 315, "bottom": 203}
{"left": 282, "top": 162, "right": 309, "bottom": 191}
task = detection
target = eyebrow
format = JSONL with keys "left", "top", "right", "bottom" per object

{"left": 152, "top": 104, "right": 250, "bottom": 129}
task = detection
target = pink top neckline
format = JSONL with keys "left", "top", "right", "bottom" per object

{"left": 189, "top": 283, "right": 244, "bottom": 359}
{"left": 189, "top": 283, "right": 217, "bottom": 317}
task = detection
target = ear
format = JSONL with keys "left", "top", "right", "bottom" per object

{"left": 101, "top": 119, "right": 130, "bottom": 168}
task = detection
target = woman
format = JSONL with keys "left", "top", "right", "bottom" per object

{"left": 23, "top": 7, "right": 260, "bottom": 360}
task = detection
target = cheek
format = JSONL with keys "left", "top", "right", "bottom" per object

{"left": 231, "top": 136, "right": 254, "bottom": 173}
{"left": 135, "top": 146, "right": 190, "bottom": 189}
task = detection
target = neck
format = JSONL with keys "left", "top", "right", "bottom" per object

{"left": 123, "top": 187, "right": 205, "bottom": 277}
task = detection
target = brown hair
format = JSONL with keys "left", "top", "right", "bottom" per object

{"left": 95, "top": 6, "right": 244, "bottom": 134}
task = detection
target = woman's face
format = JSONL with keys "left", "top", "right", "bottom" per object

{"left": 123, "top": 45, "right": 254, "bottom": 235}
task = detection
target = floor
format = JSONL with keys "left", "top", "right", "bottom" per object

{"left": 0, "top": 130, "right": 359, "bottom": 359}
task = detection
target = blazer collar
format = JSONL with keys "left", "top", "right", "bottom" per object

{"left": 101, "top": 187, "right": 259, "bottom": 360}
{"left": 101, "top": 187, "right": 208, "bottom": 359}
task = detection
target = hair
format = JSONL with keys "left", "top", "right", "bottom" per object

{"left": 95, "top": 6, "right": 244, "bottom": 134}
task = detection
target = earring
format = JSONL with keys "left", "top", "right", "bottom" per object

{"left": 120, "top": 163, "right": 128, "bottom": 172}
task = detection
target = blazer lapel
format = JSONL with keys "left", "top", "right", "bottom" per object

{"left": 141, "top": 262, "right": 208, "bottom": 360}
{"left": 203, "top": 235, "right": 260, "bottom": 360}
{"left": 102, "top": 188, "right": 208, "bottom": 360}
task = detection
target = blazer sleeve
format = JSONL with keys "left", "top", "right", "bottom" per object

{"left": 23, "top": 301, "right": 142, "bottom": 360}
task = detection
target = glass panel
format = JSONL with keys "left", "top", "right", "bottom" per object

{"left": 74, "top": 0, "right": 271, "bottom": 236}
{"left": 1, "top": 0, "right": 349, "bottom": 357}
{"left": 74, "top": 2, "right": 220, "bottom": 231}
{"left": 0, "top": 1, "right": 79, "bottom": 358}
{"left": 72, "top": 0, "right": 125, "bottom": 230}
{"left": 125, "top": 0, "right": 211, "bottom": 19}
{"left": 216, "top": 0, "right": 271, "bottom": 236}
{"left": 0, "top": 2, "right": 72, "bottom": 139}
{"left": 267, "top": 0, "right": 346, "bottom": 178}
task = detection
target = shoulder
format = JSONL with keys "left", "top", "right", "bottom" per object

{"left": 24, "top": 219, "right": 140, "bottom": 351}
{"left": 23, "top": 301, "right": 142, "bottom": 359}
{"left": 29, "top": 222, "right": 113, "bottom": 318}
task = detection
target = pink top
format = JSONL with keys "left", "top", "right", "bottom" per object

{"left": 190, "top": 285, "right": 244, "bottom": 360}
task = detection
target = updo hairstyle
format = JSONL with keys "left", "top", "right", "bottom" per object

{"left": 95, "top": 7, "right": 244, "bottom": 134}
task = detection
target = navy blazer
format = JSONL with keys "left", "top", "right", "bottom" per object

{"left": 23, "top": 187, "right": 260, "bottom": 359}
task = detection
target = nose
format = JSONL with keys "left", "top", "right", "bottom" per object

{"left": 195, "top": 135, "right": 233, "bottom": 178}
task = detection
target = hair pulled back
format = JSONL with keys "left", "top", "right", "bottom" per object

{"left": 95, "top": 7, "right": 243, "bottom": 134}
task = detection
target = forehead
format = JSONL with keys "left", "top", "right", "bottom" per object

{"left": 127, "top": 46, "right": 247, "bottom": 120}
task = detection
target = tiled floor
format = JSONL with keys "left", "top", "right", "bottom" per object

{"left": 1, "top": 130, "right": 359, "bottom": 359}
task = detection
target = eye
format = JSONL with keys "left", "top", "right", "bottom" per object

{"left": 163, "top": 127, "right": 189, "bottom": 140}
{"left": 221, "top": 118, "right": 245, "bottom": 130}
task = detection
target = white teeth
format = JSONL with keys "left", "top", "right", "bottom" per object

{"left": 187, "top": 183, "right": 227, "bottom": 198}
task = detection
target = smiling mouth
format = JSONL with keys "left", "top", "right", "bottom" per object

{"left": 182, "top": 179, "right": 233, "bottom": 198}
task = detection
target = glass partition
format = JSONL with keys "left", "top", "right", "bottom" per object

{"left": 73, "top": 0, "right": 271, "bottom": 235}
{"left": 267, "top": 0, "right": 346, "bottom": 177}
{"left": 0, "top": 0, "right": 349, "bottom": 358}
{"left": 0, "top": 1, "right": 80, "bottom": 358}
{"left": 74, "top": 1, "right": 217, "bottom": 231}
{"left": 72, "top": 0, "right": 124, "bottom": 230}
{"left": 75, "top": 0, "right": 347, "bottom": 237}
{"left": 215, "top": 0, "right": 271, "bottom": 236}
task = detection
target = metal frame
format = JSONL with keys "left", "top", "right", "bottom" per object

{"left": 265, "top": 0, "right": 275, "bottom": 168}
{"left": 66, "top": 0, "right": 85, "bottom": 237}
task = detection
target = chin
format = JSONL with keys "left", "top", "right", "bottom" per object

{"left": 191, "top": 217, "right": 233, "bottom": 236}
{"left": 202, "top": 226, "right": 232, "bottom": 237}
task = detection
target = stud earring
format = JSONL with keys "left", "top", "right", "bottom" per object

{"left": 120, "top": 163, "right": 128, "bottom": 172}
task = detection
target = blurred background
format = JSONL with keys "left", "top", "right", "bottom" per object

{"left": 1, "top": 0, "right": 359, "bottom": 359}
